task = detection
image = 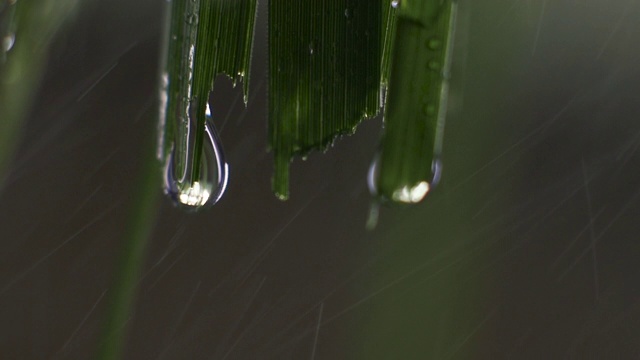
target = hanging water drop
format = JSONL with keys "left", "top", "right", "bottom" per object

{"left": 427, "top": 38, "right": 442, "bottom": 51}
{"left": 309, "top": 40, "right": 316, "bottom": 55}
{"left": 423, "top": 103, "right": 436, "bottom": 116}
{"left": 427, "top": 60, "right": 440, "bottom": 71}
{"left": 391, "top": 0, "right": 400, "bottom": 9}
{"left": 2, "top": 33, "right": 15, "bottom": 52}
{"left": 158, "top": 0, "right": 233, "bottom": 210}
{"left": 164, "top": 103, "right": 229, "bottom": 210}
{"left": 186, "top": 13, "right": 198, "bottom": 25}
{"left": 368, "top": 154, "right": 441, "bottom": 204}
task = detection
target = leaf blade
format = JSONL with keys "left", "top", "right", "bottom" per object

{"left": 269, "top": 0, "right": 384, "bottom": 199}
{"left": 375, "top": 0, "right": 457, "bottom": 203}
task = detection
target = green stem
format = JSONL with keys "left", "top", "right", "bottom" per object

{"left": 159, "top": 0, "right": 256, "bottom": 209}
{"left": 96, "top": 133, "right": 161, "bottom": 360}
{"left": 0, "top": 0, "right": 78, "bottom": 189}
{"left": 268, "top": 0, "right": 385, "bottom": 200}
{"left": 375, "top": 0, "right": 457, "bottom": 203}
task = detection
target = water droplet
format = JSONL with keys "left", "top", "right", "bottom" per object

{"left": 186, "top": 13, "right": 198, "bottom": 25}
{"left": 423, "top": 104, "right": 436, "bottom": 116}
{"left": 427, "top": 60, "right": 440, "bottom": 71}
{"left": 367, "top": 153, "right": 381, "bottom": 197}
{"left": 2, "top": 33, "right": 15, "bottom": 52}
{"left": 391, "top": 0, "right": 400, "bottom": 9}
{"left": 365, "top": 202, "right": 380, "bottom": 230}
{"left": 431, "top": 159, "right": 442, "bottom": 186}
{"left": 392, "top": 182, "right": 431, "bottom": 203}
{"left": 309, "top": 40, "right": 316, "bottom": 55}
{"left": 427, "top": 38, "right": 442, "bottom": 50}
{"left": 164, "top": 104, "right": 229, "bottom": 210}
{"left": 367, "top": 154, "right": 441, "bottom": 204}
{"left": 344, "top": 8, "right": 352, "bottom": 19}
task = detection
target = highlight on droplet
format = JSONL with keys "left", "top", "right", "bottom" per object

{"left": 158, "top": 0, "right": 230, "bottom": 210}
{"left": 391, "top": 181, "right": 430, "bottom": 203}
{"left": 2, "top": 33, "right": 15, "bottom": 52}
{"left": 368, "top": 154, "right": 441, "bottom": 204}
{"left": 163, "top": 116, "right": 229, "bottom": 210}
{"left": 368, "top": 0, "right": 456, "bottom": 205}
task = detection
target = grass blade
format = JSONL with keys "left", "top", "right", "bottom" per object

{"left": 0, "top": 0, "right": 79, "bottom": 188}
{"left": 96, "top": 1, "right": 258, "bottom": 358}
{"left": 96, "top": 133, "right": 161, "bottom": 360}
{"left": 269, "top": 0, "right": 385, "bottom": 199}
{"left": 374, "top": 0, "right": 457, "bottom": 203}
{"left": 159, "top": 0, "right": 257, "bottom": 206}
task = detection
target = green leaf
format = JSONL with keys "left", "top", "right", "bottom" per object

{"left": 0, "top": 0, "right": 79, "bottom": 187}
{"left": 96, "top": 1, "right": 258, "bottom": 358}
{"left": 96, "top": 131, "right": 161, "bottom": 360}
{"left": 159, "top": 0, "right": 256, "bottom": 206}
{"left": 381, "top": 0, "right": 398, "bottom": 88}
{"left": 268, "top": 0, "right": 386, "bottom": 200}
{"left": 374, "top": 0, "right": 457, "bottom": 203}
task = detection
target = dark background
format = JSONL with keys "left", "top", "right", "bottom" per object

{"left": 1, "top": 0, "right": 640, "bottom": 359}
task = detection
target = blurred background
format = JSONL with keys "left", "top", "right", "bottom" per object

{"left": 1, "top": 0, "right": 640, "bottom": 358}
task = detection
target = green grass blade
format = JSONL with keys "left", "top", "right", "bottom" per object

{"left": 96, "top": 132, "right": 161, "bottom": 360}
{"left": 269, "top": 0, "right": 384, "bottom": 200}
{"left": 380, "top": 0, "right": 398, "bottom": 89}
{"left": 374, "top": 0, "right": 457, "bottom": 203}
{"left": 0, "top": 0, "right": 78, "bottom": 188}
{"left": 96, "top": 1, "right": 258, "bottom": 357}
{"left": 159, "top": 0, "right": 257, "bottom": 199}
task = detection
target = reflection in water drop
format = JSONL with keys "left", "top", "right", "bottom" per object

{"left": 368, "top": 153, "right": 442, "bottom": 204}
{"left": 365, "top": 202, "right": 380, "bottom": 230}
{"left": 2, "top": 33, "right": 15, "bottom": 52}
{"left": 158, "top": 0, "right": 231, "bottom": 210}
{"left": 427, "top": 38, "right": 442, "bottom": 50}
{"left": 309, "top": 40, "right": 316, "bottom": 55}
{"left": 392, "top": 182, "right": 430, "bottom": 203}
{"left": 164, "top": 108, "right": 229, "bottom": 209}
{"left": 369, "top": 0, "right": 456, "bottom": 205}
{"left": 186, "top": 13, "right": 198, "bottom": 25}
{"left": 1, "top": 0, "right": 18, "bottom": 61}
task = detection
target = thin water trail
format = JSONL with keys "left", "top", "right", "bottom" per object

{"left": 232, "top": 185, "right": 326, "bottom": 294}
{"left": 550, "top": 208, "right": 605, "bottom": 271}
{"left": 595, "top": 0, "right": 632, "bottom": 60}
{"left": 0, "top": 201, "right": 121, "bottom": 296}
{"left": 146, "top": 249, "right": 189, "bottom": 291}
{"left": 309, "top": 302, "right": 324, "bottom": 360}
{"left": 558, "top": 187, "right": 640, "bottom": 281}
{"left": 138, "top": 226, "right": 186, "bottom": 285}
{"left": 76, "top": 61, "right": 119, "bottom": 102}
{"left": 531, "top": 0, "right": 547, "bottom": 55}
{"left": 581, "top": 159, "right": 599, "bottom": 301}
{"left": 219, "top": 279, "right": 279, "bottom": 360}
{"left": 164, "top": 280, "right": 201, "bottom": 344}
{"left": 217, "top": 277, "right": 267, "bottom": 360}
{"left": 444, "top": 309, "right": 497, "bottom": 360}
{"left": 56, "top": 289, "right": 108, "bottom": 356}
